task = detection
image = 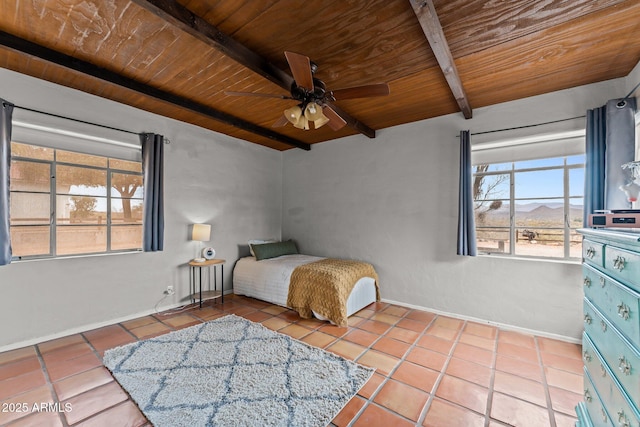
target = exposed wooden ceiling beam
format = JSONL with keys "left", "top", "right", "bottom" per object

{"left": 131, "top": 0, "right": 378, "bottom": 138}
{"left": 0, "top": 31, "right": 311, "bottom": 151}
{"left": 409, "top": 0, "right": 473, "bottom": 119}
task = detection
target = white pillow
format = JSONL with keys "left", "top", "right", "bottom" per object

{"left": 248, "top": 239, "right": 277, "bottom": 257}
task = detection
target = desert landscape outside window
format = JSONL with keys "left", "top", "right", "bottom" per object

{"left": 473, "top": 155, "right": 584, "bottom": 260}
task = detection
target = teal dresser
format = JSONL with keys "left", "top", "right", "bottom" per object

{"left": 577, "top": 229, "right": 640, "bottom": 427}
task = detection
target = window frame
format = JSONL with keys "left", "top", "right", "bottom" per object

{"left": 473, "top": 155, "right": 584, "bottom": 261}
{"left": 10, "top": 143, "right": 143, "bottom": 260}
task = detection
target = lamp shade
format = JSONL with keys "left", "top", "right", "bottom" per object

{"left": 312, "top": 114, "right": 330, "bottom": 129}
{"left": 191, "top": 223, "right": 211, "bottom": 241}
{"left": 304, "top": 102, "right": 323, "bottom": 120}
{"left": 293, "top": 115, "right": 309, "bottom": 130}
{"left": 284, "top": 106, "right": 302, "bottom": 125}
{"left": 304, "top": 102, "right": 329, "bottom": 129}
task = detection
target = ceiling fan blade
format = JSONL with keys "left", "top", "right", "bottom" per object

{"left": 284, "top": 51, "right": 314, "bottom": 91}
{"left": 322, "top": 105, "right": 347, "bottom": 131}
{"left": 330, "top": 83, "right": 390, "bottom": 100}
{"left": 272, "top": 114, "right": 289, "bottom": 128}
{"left": 224, "top": 91, "right": 291, "bottom": 99}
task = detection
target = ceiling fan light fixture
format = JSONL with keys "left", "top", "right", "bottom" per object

{"left": 304, "top": 102, "right": 322, "bottom": 120}
{"left": 293, "top": 115, "right": 309, "bottom": 130}
{"left": 312, "top": 114, "right": 330, "bottom": 129}
{"left": 284, "top": 105, "right": 302, "bottom": 125}
{"left": 304, "top": 102, "right": 330, "bottom": 129}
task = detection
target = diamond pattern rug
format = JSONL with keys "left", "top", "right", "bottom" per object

{"left": 103, "top": 314, "right": 374, "bottom": 427}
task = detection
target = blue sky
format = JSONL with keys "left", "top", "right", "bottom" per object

{"left": 482, "top": 155, "right": 585, "bottom": 201}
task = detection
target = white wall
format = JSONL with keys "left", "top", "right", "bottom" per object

{"left": 282, "top": 77, "right": 631, "bottom": 340}
{"left": 0, "top": 69, "right": 283, "bottom": 350}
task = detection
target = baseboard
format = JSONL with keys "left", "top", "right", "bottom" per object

{"left": 2, "top": 292, "right": 577, "bottom": 353}
{"left": 0, "top": 291, "right": 234, "bottom": 354}
{"left": 381, "top": 298, "right": 581, "bottom": 344}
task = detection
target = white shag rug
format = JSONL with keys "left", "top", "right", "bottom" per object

{"left": 103, "top": 314, "right": 374, "bottom": 427}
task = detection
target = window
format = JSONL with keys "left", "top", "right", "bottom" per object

{"left": 473, "top": 155, "right": 584, "bottom": 260}
{"left": 10, "top": 142, "right": 143, "bottom": 258}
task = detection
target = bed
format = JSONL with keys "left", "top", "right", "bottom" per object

{"left": 233, "top": 245, "right": 379, "bottom": 326}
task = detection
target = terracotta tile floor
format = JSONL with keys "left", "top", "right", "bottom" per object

{"left": 0, "top": 295, "right": 583, "bottom": 427}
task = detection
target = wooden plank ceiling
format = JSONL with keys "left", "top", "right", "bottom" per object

{"left": 0, "top": 0, "right": 639, "bottom": 150}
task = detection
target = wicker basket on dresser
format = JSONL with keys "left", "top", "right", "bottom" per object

{"left": 577, "top": 229, "right": 640, "bottom": 427}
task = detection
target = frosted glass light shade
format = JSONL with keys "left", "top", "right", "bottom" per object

{"left": 312, "top": 114, "right": 330, "bottom": 129}
{"left": 304, "top": 102, "right": 322, "bottom": 120}
{"left": 304, "top": 102, "right": 330, "bottom": 129}
{"left": 191, "top": 223, "right": 211, "bottom": 241}
{"left": 284, "top": 106, "right": 302, "bottom": 125}
{"left": 293, "top": 115, "right": 309, "bottom": 130}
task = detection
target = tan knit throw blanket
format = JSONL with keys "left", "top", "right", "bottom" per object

{"left": 287, "top": 258, "right": 380, "bottom": 327}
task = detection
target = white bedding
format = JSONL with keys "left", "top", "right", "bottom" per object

{"left": 233, "top": 254, "right": 377, "bottom": 320}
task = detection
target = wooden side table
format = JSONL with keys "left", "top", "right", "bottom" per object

{"left": 188, "top": 259, "right": 225, "bottom": 308}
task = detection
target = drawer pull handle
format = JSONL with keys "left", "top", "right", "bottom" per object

{"left": 613, "top": 255, "right": 626, "bottom": 271}
{"left": 584, "top": 314, "right": 592, "bottom": 324}
{"left": 600, "top": 363, "right": 607, "bottom": 377}
{"left": 617, "top": 410, "right": 630, "bottom": 427}
{"left": 600, "top": 320, "right": 607, "bottom": 332}
{"left": 618, "top": 356, "right": 632, "bottom": 375}
{"left": 584, "top": 389, "right": 592, "bottom": 402}
{"left": 583, "top": 277, "right": 591, "bottom": 287}
{"left": 586, "top": 247, "right": 596, "bottom": 258}
{"left": 583, "top": 350, "right": 591, "bottom": 363}
{"left": 617, "top": 303, "right": 630, "bottom": 321}
{"left": 600, "top": 276, "right": 606, "bottom": 287}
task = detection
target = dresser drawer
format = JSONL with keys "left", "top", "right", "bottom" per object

{"left": 605, "top": 246, "right": 640, "bottom": 293}
{"left": 583, "top": 264, "right": 640, "bottom": 348}
{"left": 584, "top": 239, "right": 605, "bottom": 268}
{"left": 583, "top": 299, "right": 640, "bottom": 409}
{"left": 584, "top": 360, "right": 640, "bottom": 427}
{"left": 583, "top": 332, "right": 640, "bottom": 427}
{"left": 583, "top": 367, "right": 614, "bottom": 427}
{"left": 583, "top": 333, "right": 614, "bottom": 400}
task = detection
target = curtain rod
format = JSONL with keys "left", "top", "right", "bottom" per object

{"left": 459, "top": 88, "right": 639, "bottom": 138}
{"left": 2, "top": 102, "right": 170, "bottom": 144}
{"left": 625, "top": 80, "right": 640, "bottom": 99}
{"left": 457, "top": 115, "right": 586, "bottom": 138}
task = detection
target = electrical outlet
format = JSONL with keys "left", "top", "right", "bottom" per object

{"left": 165, "top": 285, "right": 175, "bottom": 296}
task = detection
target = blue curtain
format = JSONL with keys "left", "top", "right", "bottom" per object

{"left": 584, "top": 105, "right": 607, "bottom": 225}
{"left": 141, "top": 133, "right": 164, "bottom": 251}
{"left": 457, "top": 130, "right": 477, "bottom": 256}
{"left": 0, "top": 100, "right": 13, "bottom": 265}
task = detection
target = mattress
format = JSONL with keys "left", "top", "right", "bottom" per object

{"left": 233, "top": 254, "right": 377, "bottom": 319}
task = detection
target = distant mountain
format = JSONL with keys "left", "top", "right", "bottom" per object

{"left": 477, "top": 202, "right": 583, "bottom": 224}
{"left": 516, "top": 202, "right": 567, "bottom": 212}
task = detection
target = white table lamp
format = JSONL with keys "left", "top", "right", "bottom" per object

{"left": 191, "top": 223, "right": 211, "bottom": 262}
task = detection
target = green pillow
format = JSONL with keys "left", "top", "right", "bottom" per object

{"left": 251, "top": 240, "right": 298, "bottom": 261}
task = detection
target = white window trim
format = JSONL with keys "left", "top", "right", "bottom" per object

{"left": 471, "top": 125, "right": 586, "bottom": 262}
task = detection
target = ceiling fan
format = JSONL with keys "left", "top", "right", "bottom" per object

{"left": 224, "top": 51, "right": 390, "bottom": 131}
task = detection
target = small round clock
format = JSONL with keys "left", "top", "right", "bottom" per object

{"left": 202, "top": 247, "right": 216, "bottom": 260}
